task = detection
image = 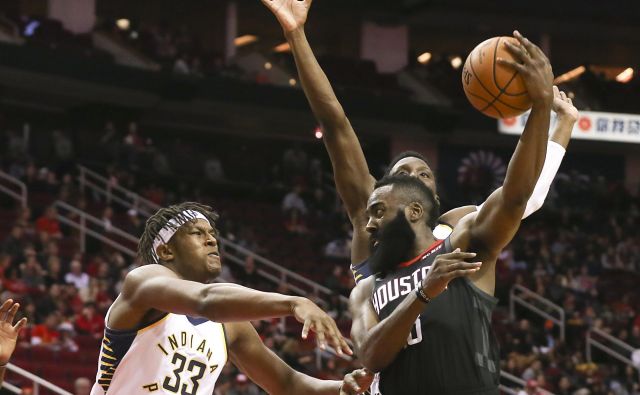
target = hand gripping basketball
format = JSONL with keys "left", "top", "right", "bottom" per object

{"left": 420, "top": 249, "right": 482, "bottom": 299}
{"left": 497, "top": 31, "right": 554, "bottom": 106}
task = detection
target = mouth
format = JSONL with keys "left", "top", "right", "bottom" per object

{"left": 207, "top": 251, "right": 220, "bottom": 259}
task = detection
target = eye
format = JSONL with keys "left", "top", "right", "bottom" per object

{"left": 375, "top": 208, "right": 384, "bottom": 218}
{"left": 191, "top": 231, "right": 202, "bottom": 236}
{"left": 397, "top": 170, "right": 408, "bottom": 176}
{"left": 421, "top": 172, "right": 431, "bottom": 179}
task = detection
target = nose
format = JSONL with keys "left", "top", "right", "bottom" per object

{"left": 206, "top": 234, "right": 217, "bottom": 247}
{"left": 365, "top": 217, "right": 377, "bottom": 234}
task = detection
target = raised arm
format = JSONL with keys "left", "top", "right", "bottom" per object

{"left": 351, "top": 252, "right": 480, "bottom": 372}
{"left": 471, "top": 86, "right": 577, "bottom": 221}
{"left": 261, "top": 0, "right": 375, "bottom": 223}
{"left": 451, "top": 32, "right": 554, "bottom": 293}
{"left": 113, "top": 265, "right": 351, "bottom": 355}
{"left": 227, "top": 322, "right": 372, "bottom": 395}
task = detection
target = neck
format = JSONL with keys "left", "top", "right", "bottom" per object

{"left": 412, "top": 231, "right": 437, "bottom": 257}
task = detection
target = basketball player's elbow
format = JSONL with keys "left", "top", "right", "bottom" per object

{"left": 359, "top": 340, "right": 391, "bottom": 372}
{"left": 501, "top": 186, "right": 532, "bottom": 211}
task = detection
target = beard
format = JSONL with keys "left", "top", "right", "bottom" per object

{"left": 368, "top": 210, "right": 416, "bottom": 276}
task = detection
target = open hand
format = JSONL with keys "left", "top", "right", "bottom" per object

{"left": 0, "top": 300, "right": 27, "bottom": 365}
{"left": 261, "top": 0, "right": 312, "bottom": 33}
{"left": 292, "top": 297, "right": 352, "bottom": 356}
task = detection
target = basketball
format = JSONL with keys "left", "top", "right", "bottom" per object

{"left": 461, "top": 36, "right": 532, "bottom": 119}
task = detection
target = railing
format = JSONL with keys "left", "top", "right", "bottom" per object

{"left": 77, "top": 166, "right": 158, "bottom": 218}
{"left": 0, "top": 170, "right": 27, "bottom": 208}
{"left": 510, "top": 284, "right": 565, "bottom": 341}
{"left": 220, "top": 240, "right": 349, "bottom": 309}
{"left": 54, "top": 200, "right": 138, "bottom": 258}
{"left": 3, "top": 362, "right": 73, "bottom": 395}
{"left": 76, "top": 165, "right": 350, "bottom": 308}
{"left": 500, "top": 370, "right": 555, "bottom": 395}
{"left": 587, "top": 328, "right": 640, "bottom": 381}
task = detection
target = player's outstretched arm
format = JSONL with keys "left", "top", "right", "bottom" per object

{"left": 440, "top": 87, "right": 577, "bottom": 227}
{"left": 119, "top": 265, "right": 351, "bottom": 355}
{"left": 0, "top": 300, "right": 27, "bottom": 385}
{"left": 261, "top": 0, "right": 375, "bottom": 225}
{"left": 351, "top": 251, "right": 480, "bottom": 372}
{"left": 451, "top": 31, "right": 553, "bottom": 293}
{"left": 227, "top": 322, "right": 373, "bottom": 395}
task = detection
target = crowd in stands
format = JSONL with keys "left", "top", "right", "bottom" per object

{"left": 1, "top": 108, "right": 639, "bottom": 394}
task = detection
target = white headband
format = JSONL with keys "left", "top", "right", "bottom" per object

{"left": 152, "top": 210, "right": 211, "bottom": 263}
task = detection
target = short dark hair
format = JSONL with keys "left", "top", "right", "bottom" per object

{"left": 385, "top": 151, "right": 430, "bottom": 176}
{"left": 138, "top": 202, "right": 219, "bottom": 265}
{"left": 374, "top": 174, "right": 440, "bottom": 229}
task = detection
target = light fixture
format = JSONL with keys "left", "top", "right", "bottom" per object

{"left": 314, "top": 127, "right": 323, "bottom": 139}
{"left": 616, "top": 67, "right": 634, "bottom": 83}
{"left": 274, "top": 42, "right": 291, "bottom": 53}
{"left": 417, "top": 52, "right": 432, "bottom": 64}
{"left": 450, "top": 56, "right": 462, "bottom": 69}
{"left": 553, "top": 66, "right": 586, "bottom": 84}
{"left": 289, "top": 78, "right": 297, "bottom": 86}
{"left": 116, "top": 19, "right": 130, "bottom": 30}
{"left": 264, "top": 62, "right": 272, "bottom": 70}
{"left": 234, "top": 35, "right": 258, "bottom": 47}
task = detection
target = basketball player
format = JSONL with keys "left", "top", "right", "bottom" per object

{"left": 350, "top": 33, "right": 555, "bottom": 394}
{"left": 261, "top": 0, "right": 577, "bottom": 282}
{"left": 0, "top": 299, "right": 26, "bottom": 385}
{"left": 90, "top": 202, "right": 373, "bottom": 395}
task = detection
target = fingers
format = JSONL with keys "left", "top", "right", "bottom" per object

{"left": 6, "top": 303, "right": 19, "bottom": 325}
{"left": 316, "top": 328, "right": 327, "bottom": 350}
{"left": 560, "top": 90, "right": 567, "bottom": 101}
{"left": 496, "top": 57, "right": 525, "bottom": 74}
{"left": 13, "top": 317, "right": 27, "bottom": 332}
{"left": 0, "top": 300, "right": 12, "bottom": 321}
{"left": 513, "top": 30, "right": 544, "bottom": 59}
{"left": 501, "top": 39, "right": 529, "bottom": 66}
{"left": 443, "top": 261, "right": 482, "bottom": 273}
{"left": 341, "top": 374, "right": 361, "bottom": 394}
{"left": 553, "top": 85, "right": 560, "bottom": 99}
{"left": 301, "top": 319, "right": 311, "bottom": 339}
{"left": 439, "top": 249, "right": 477, "bottom": 261}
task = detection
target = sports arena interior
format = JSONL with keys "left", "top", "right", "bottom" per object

{"left": 0, "top": 0, "right": 638, "bottom": 394}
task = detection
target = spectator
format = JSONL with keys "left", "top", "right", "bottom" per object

{"left": 74, "top": 303, "right": 104, "bottom": 339}
{"left": 35, "top": 205, "right": 62, "bottom": 239}
{"left": 30, "top": 312, "right": 61, "bottom": 348}
{"left": 65, "top": 260, "right": 90, "bottom": 290}
{"left": 1, "top": 224, "right": 25, "bottom": 259}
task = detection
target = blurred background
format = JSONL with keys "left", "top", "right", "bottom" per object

{"left": 0, "top": 0, "right": 638, "bottom": 394}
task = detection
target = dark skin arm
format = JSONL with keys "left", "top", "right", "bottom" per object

{"left": 262, "top": 0, "right": 375, "bottom": 263}
{"left": 227, "top": 322, "right": 373, "bottom": 395}
{"left": 350, "top": 251, "right": 481, "bottom": 372}
{"left": 439, "top": 86, "right": 577, "bottom": 227}
{"left": 109, "top": 264, "right": 351, "bottom": 355}
{"left": 449, "top": 31, "right": 554, "bottom": 295}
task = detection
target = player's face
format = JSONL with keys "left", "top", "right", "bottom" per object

{"left": 389, "top": 157, "right": 437, "bottom": 196}
{"left": 172, "top": 219, "right": 221, "bottom": 281}
{"left": 366, "top": 185, "right": 403, "bottom": 246}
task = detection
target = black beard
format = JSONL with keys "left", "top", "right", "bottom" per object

{"left": 368, "top": 210, "right": 416, "bottom": 276}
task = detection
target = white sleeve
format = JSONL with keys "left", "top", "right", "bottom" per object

{"left": 476, "top": 140, "right": 566, "bottom": 218}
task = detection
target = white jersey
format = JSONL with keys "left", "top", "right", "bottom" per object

{"left": 90, "top": 311, "right": 227, "bottom": 395}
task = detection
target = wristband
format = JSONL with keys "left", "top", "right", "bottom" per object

{"left": 415, "top": 287, "right": 431, "bottom": 304}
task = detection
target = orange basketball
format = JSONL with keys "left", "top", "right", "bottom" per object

{"left": 461, "top": 36, "right": 532, "bottom": 119}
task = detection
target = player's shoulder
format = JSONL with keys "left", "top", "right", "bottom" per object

{"left": 350, "top": 276, "right": 375, "bottom": 303}
{"left": 122, "top": 265, "right": 178, "bottom": 295}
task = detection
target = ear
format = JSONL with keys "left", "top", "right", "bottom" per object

{"left": 156, "top": 243, "right": 175, "bottom": 263}
{"left": 405, "top": 202, "right": 424, "bottom": 223}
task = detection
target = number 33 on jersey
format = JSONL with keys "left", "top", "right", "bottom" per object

{"left": 90, "top": 313, "right": 227, "bottom": 395}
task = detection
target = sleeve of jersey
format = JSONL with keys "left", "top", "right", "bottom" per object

{"left": 476, "top": 140, "right": 565, "bottom": 219}
{"left": 351, "top": 261, "right": 373, "bottom": 284}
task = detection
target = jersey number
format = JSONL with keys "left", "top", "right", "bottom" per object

{"left": 407, "top": 317, "right": 423, "bottom": 346}
{"left": 163, "top": 353, "right": 207, "bottom": 395}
